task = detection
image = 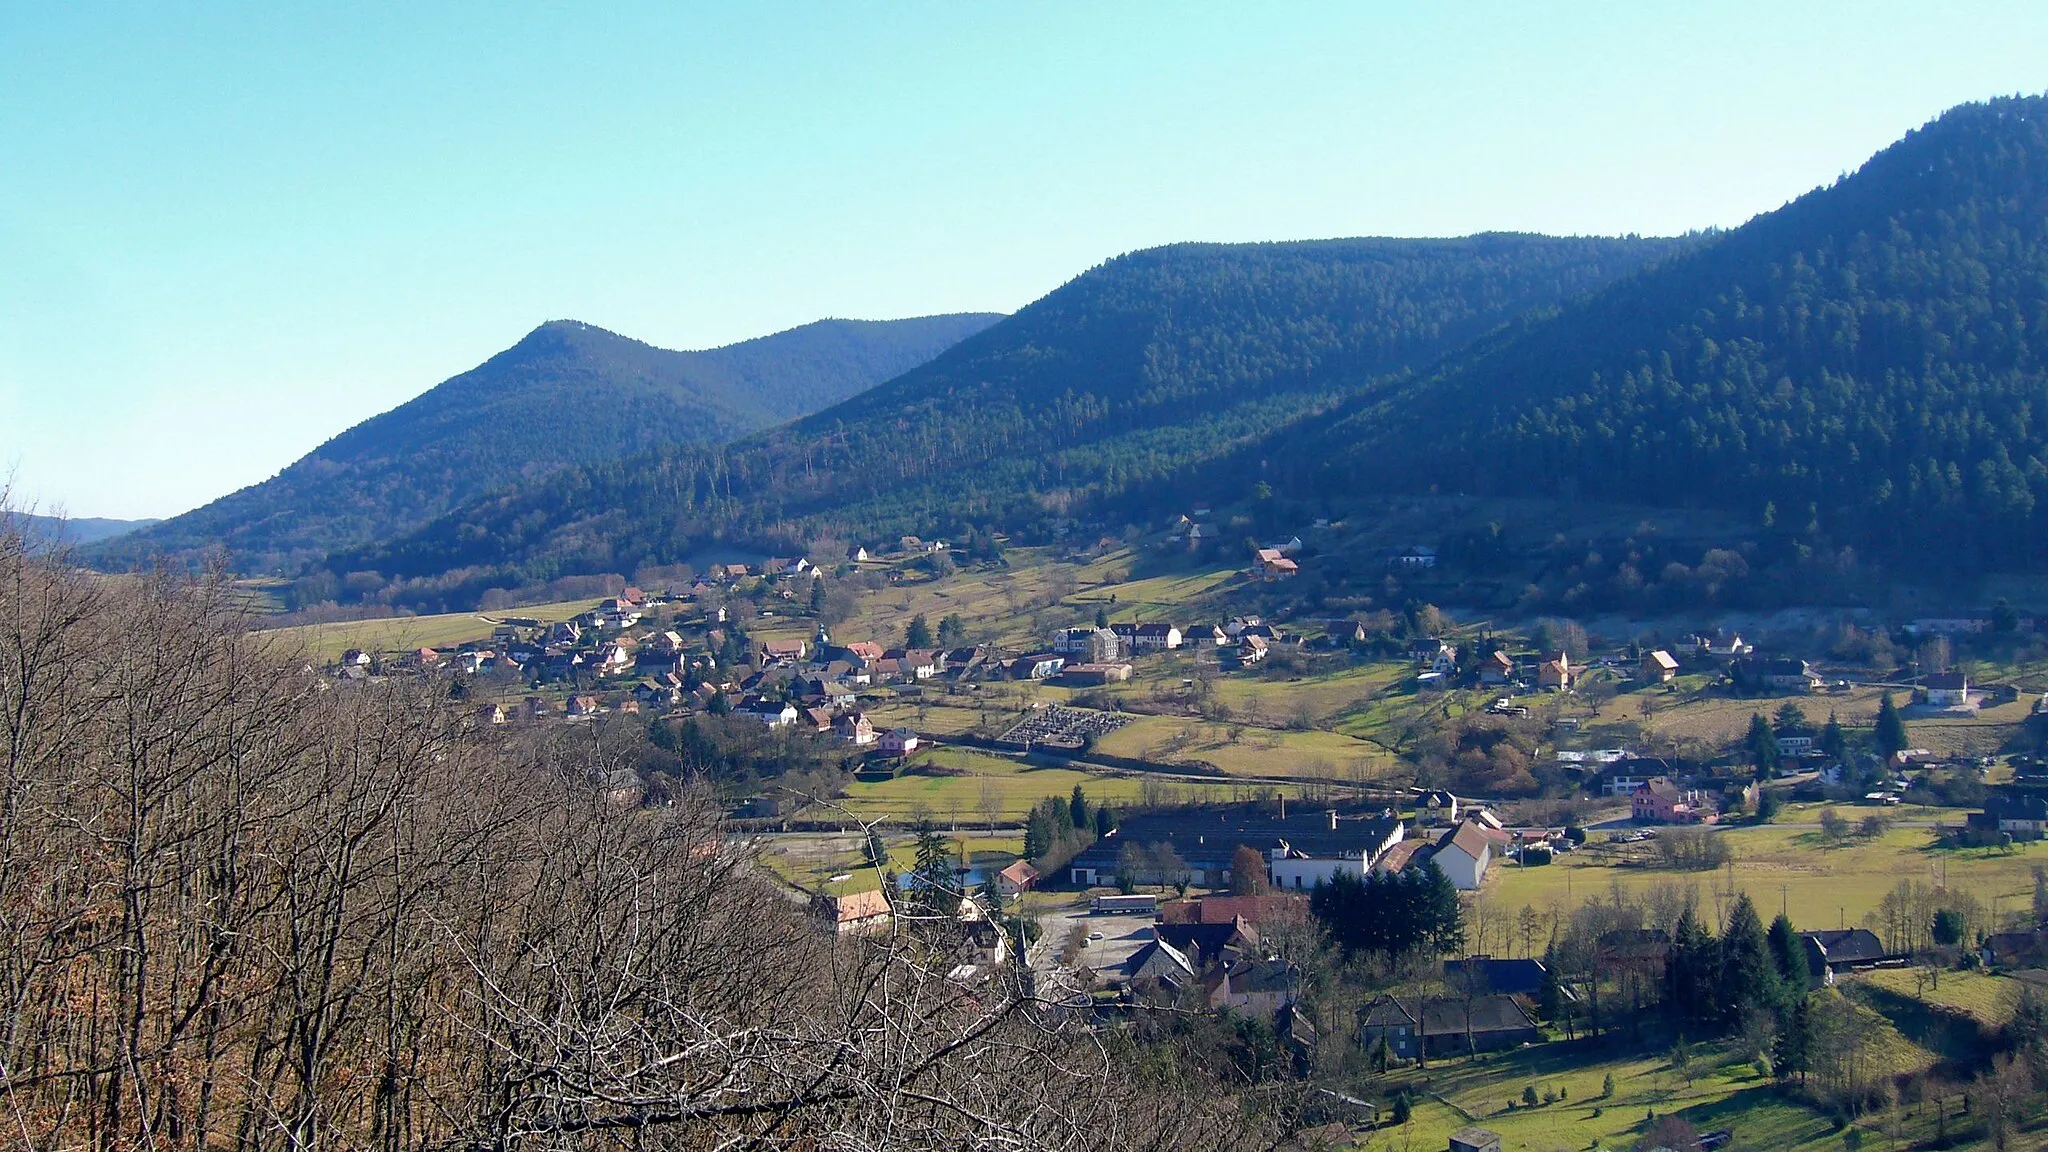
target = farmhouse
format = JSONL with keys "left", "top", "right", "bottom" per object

{"left": 1535, "top": 651, "right": 1575, "bottom": 691}
{"left": 1921, "top": 670, "right": 1970, "bottom": 708}
{"left": 1731, "top": 657, "right": 1821, "bottom": 694}
{"left": 878, "top": 728, "right": 921, "bottom": 757}
{"left": 1358, "top": 994, "right": 1539, "bottom": 1061}
{"left": 1252, "top": 547, "right": 1299, "bottom": 580}
{"left": 812, "top": 889, "right": 892, "bottom": 935}
{"left": 1480, "top": 650, "right": 1515, "bottom": 686}
{"left": 834, "top": 711, "right": 877, "bottom": 746}
{"left": 1640, "top": 649, "right": 1680, "bottom": 683}
{"left": 1429, "top": 821, "right": 1493, "bottom": 890}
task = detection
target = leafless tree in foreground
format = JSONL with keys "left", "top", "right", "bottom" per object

{"left": 0, "top": 519, "right": 1299, "bottom": 1150}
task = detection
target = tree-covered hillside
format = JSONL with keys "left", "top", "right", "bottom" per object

{"left": 336, "top": 235, "right": 1680, "bottom": 608}
{"left": 1285, "top": 97, "right": 2048, "bottom": 572}
{"left": 92, "top": 313, "right": 1000, "bottom": 572}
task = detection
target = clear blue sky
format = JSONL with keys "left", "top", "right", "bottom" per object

{"left": 2, "top": 3, "right": 2044, "bottom": 519}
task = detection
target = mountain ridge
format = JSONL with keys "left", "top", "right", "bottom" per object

{"left": 90, "top": 312, "right": 1002, "bottom": 574}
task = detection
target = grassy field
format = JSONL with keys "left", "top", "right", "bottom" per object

{"left": 1856, "top": 966, "right": 2022, "bottom": 1026}
{"left": 1094, "top": 714, "right": 1400, "bottom": 782}
{"left": 755, "top": 830, "right": 1027, "bottom": 896}
{"left": 828, "top": 745, "right": 1272, "bottom": 822}
{"left": 257, "top": 597, "right": 606, "bottom": 662}
{"left": 1478, "top": 826, "right": 2045, "bottom": 944}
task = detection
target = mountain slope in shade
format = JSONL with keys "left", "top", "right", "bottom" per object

{"left": 1277, "top": 95, "right": 2048, "bottom": 572}
{"left": 91, "top": 313, "right": 1001, "bottom": 572}
{"left": 330, "top": 233, "right": 1685, "bottom": 609}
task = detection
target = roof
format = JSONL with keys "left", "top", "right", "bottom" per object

{"left": 1444, "top": 956, "right": 1552, "bottom": 997}
{"left": 1157, "top": 918, "right": 1258, "bottom": 967}
{"left": 1646, "top": 650, "right": 1680, "bottom": 670}
{"left": 1437, "top": 821, "right": 1493, "bottom": 861}
{"left": 1374, "top": 840, "right": 1429, "bottom": 873}
{"left": 820, "top": 889, "right": 892, "bottom": 924}
{"left": 1068, "top": 806, "right": 1403, "bottom": 873}
{"left": 1925, "top": 671, "right": 1968, "bottom": 690}
{"left": 1637, "top": 778, "right": 1687, "bottom": 802}
{"left": 1802, "top": 928, "right": 1888, "bottom": 964}
{"left": 998, "top": 860, "right": 1038, "bottom": 886}
{"left": 1362, "top": 995, "right": 1537, "bottom": 1038}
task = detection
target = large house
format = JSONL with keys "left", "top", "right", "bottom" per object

{"left": 1252, "top": 547, "right": 1299, "bottom": 580}
{"left": 1054, "top": 627, "right": 1123, "bottom": 663}
{"left": 1922, "top": 671, "right": 1970, "bottom": 708}
{"left": 1359, "top": 994, "right": 1540, "bottom": 1061}
{"left": 1799, "top": 929, "right": 1894, "bottom": 981}
{"left": 813, "top": 889, "right": 893, "bottom": 935}
{"left": 1731, "top": 657, "right": 1821, "bottom": 695}
{"left": 1632, "top": 777, "right": 1713, "bottom": 824}
{"left": 1430, "top": 821, "right": 1493, "bottom": 890}
{"left": 1010, "top": 655, "right": 1066, "bottom": 680}
{"left": 737, "top": 696, "right": 799, "bottom": 727}
{"left": 834, "top": 711, "right": 878, "bottom": 746}
{"left": 1132, "top": 622, "right": 1183, "bottom": 652}
{"left": 1267, "top": 815, "right": 1409, "bottom": 891}
{"left": 1536, "top": 651, "right": 1575, "bottom": 691}
{"left": 1067, "top": 806, "right": 1402, "bottom": 889}
{"left": 1975, "top": 792, "right": 2048, "bottom": 839}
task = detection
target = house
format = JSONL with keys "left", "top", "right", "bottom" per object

{"left": 1054, "top": 627, "right": 1123, "bottom": 663}
{"left": 737, "top": 696, "right": 799, "bottom": 727}
{"left": 1158, "top": 916, "right": 1262, "bottom": 972}
{"left": 1730, "top": 657, "right": 1820, "bottom": 694}
{"left": 1449, "top": 1130, "right": 1503, "bottom": 1152}
{"left": 878, "top": 728, "right": 920, "bottom": 757}
{"left": 1776, "top": 734, "right": 1815, "bottom": 756}
{"left": 1010, "top": 655, "right": 1066, "bottom": 680}
{"left": 1922, "top": 670, "right": 1970, "bottom": 708}
{"left": 800, "top": 706, "right": 834, "bottom": 733}
{"left": 1235, "top": 634, "right": 1270, "bottom": 667}
{"left": 1976, "top": 792, "right": 2048, "bottom": 838}
{"left": 565, "top": 695, "right": 603, "bottom": 720}
{"left": 1252, "top": 547, "right": 1299, "bottom": 580}
{"left": 1409, "top": 638, "right": 1451, "bottom": 664}
{"left": 881, "top": 648, "right": 941, "bottom": 681}
{"left": 1480, "top": 650, "right": 1515, "bottom": 686}
{"left": 1690, "top": 630, "right": 1752, "bottom": 658}
{"left": 833, "top": 711, "right": 877, "bottom": 746}
{"left": 1641, "top": 649, "right": 1680, "bottom": 683}
{"left": 996, "top": 860, "right": 1038, "bottom": 895}
{"left": 1415, "top": 790, "right": 1460, "bottom": 823}
{"left": 1268, "top": 814, "right": 1409, "bottom": 891}
{"left": 1067, "top": 805, "right": 1403, "bottom": 889}
{"left": 1205, "top": 956, "right": 1298, "bottom": 1015}
{"left": 898, "top": 535, "right": 925, "bottom": 554}
{"left": 1132, "top": 622, "right": 1183, "bottom": 652}
{"left": 1358, "top": 995, "right": 1539, "bottom": 1061}
{"left": 1194, "top": 625, "right": 1229, "bottom": 647}
{"left": 1535, "top": 651, "right": 1575, "bottom": 691}
{"left": 1443, "top": 956, "right": 1563, "bottom": 999}
{"left": 1982, "top": 929, "right": 2048, "bottom": 969}
{"left": 757, "top": 638, "right": 809, "bottom": 664}
{"left": 847, "top": 545, "right": 870, "bottom": 563}
{"left": 339, "top": 648, "right": 372, "bottom": 669}
{"left": 1063, "top": 662, "right": 1133, "bottom": 686}
{"left": 813, "top": 889, "right": 893, "bottom": 934}
{"left": 1632, "top": 777, "right": 1713, "bottom": 824}
{"left": 1431, "top": 822, "right": 1492, "bottom": 890}
{"left": 1799, "top": 929, "right": 1893, "bottom": 980}
{"left": 1157, "top": 894, "right": 1311, "bottom": 930}
{"left": 1126, "top": 938, "right": 1198, "bottom": 994}
{"left": 1394, "top": 546, "right": 1438, "bottom": 569}
{"left": 475, "top": 704, "right": 508, "bottom": 725}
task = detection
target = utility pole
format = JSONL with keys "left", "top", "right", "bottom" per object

{"left": 1781, "top": 884, "right": 1790, "bottom": 920}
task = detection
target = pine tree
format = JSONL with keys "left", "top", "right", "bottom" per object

{"left": 1023, "top": 810, "right": 1051, "bottom": 860}
{"left": 1667, "top": 906, "right": 1718, "bottom": 1029}
{"left": 808, "top": 578, "right": 826, "bottom": 615}
{"left": 1538, "top": 940, "right": 1564, "bottom": 1021}
{"left": 1875, "top": 693, "right": 1909, "bottom": 762}
{"left": 905, "top": 614, "right": 934, "bottom": 648}
{"left": 1767, "top": 912, "right": 1807, "bottom": 991}
{"left": 1746, "top": 712, "right": 1781, "bottom": 780}
{"left": 1094, "top": 606, "right": 1109, "bottom": 629}
{"left": 1820, "top": 711, "right": 1847, "bottom": 762}
{"left": 1095, "top": 804, "right": 1116, "bottom": 837}
{"left": 1422, "top": 862, "right": 1466, "bottom": 954}
{"left": 1718, "top": 893, "right": 1779, "bottom": 1025}
{"left": 912, "top": 820, "right": 955, "bottom": 915}
{"left": 1069, "top": 785, "right": 1090, "bottom": 832}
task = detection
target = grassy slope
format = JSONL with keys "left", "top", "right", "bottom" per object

{"left": 257, "top": 597, "right": 603, "bottom": 662}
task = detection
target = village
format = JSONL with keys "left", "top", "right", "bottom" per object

{"left": 297, "top": 527, "right": 2048, "bottom": 1152}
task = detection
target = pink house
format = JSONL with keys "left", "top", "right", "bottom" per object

{"left": 1631, "top": 778, "right": 1713, "bottom": 824}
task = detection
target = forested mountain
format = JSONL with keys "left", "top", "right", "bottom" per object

{"left": 91, "top": 313, "right": 1000, "bottom": 572}
{"left": 1276, "top": 96, "right": 2048, "bottom": 571}
{"left": 334, "top": 235, "right": 1680, "bottom": 607}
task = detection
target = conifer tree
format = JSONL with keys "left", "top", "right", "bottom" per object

{"left": 1875, "top": 693, "right": 1909, "bottom": 763}
{"left": 1718, "top": 893, "right": 1778, "bottom": 1024}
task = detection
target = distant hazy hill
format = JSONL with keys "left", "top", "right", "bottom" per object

{"left": 9, "top": 513, "right": 160, "bottom": 549}
{"left": 92, "top": 313, "right": 1000, "bottom": 572}
{"left": 332, "top": 234, "right": 1682, "bottom": 609}
{"left": 1281, "top": 96, "right": 2048, "bottom": 572}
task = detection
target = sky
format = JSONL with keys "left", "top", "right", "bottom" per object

{"left": 2, "top": 3, "right": 2045, "bottom": 520}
